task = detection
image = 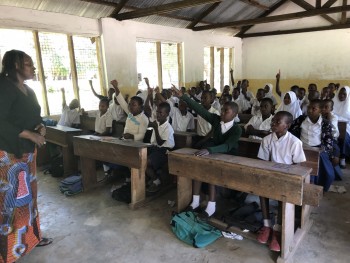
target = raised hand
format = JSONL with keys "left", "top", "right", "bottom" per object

{"left": 171, "top": 84, "right": 183, "bottom": 97}
{"left": 110, "top": 79, "right": 120, "bottom": 96}
{"left": 276, "top": 70, "right": 281, "bottom": 80}
{"left": 144, "top": 77, "right": 150, "bottom": 88}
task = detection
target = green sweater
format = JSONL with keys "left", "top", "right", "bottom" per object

{"left": 181, "top": 95, "right": 242, "bottom": 155}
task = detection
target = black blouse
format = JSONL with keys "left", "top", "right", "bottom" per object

{"left": 0, "top": 76, "right": 42, "bottom": 157}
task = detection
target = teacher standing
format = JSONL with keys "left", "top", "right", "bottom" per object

{"left": 0, "top": 50, "right": 51, "bottom": 263}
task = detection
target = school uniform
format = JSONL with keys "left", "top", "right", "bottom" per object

{"left": 250, "top": 98, "right": 261, "bottom": 116}
{"left": 264, "top": 84, "right": 278, "bottom": 106}
{"left": 169, "top": 103, "right": 195, "bottom": 132}
{"left": 258, "top": 131, "right": 306, "bottom": 165}
{"left": 212, "top": 98, "right": 221, "bottom": 113}
{"left": 233, "top": 97, "right": 249, "bottom": 113}
{"left": 244, "top": 114, "right": 273, "bottom": 140}
{"left": 108, "top": 96, "right": 126, "bottom": 122}
{"left": 276, "top": 91, "right": 302, "bottom": 120}
{"left": 196, "top": 106, "right": 220, "bottom": 136}
{"left": 239, "top": 90, "right": 254, "bottom": 112}
{"left": 94, "top": 111, "right": 113, "bottom": 134}
{"left": 58, "top": 105, "right": 80, "bottom": 127}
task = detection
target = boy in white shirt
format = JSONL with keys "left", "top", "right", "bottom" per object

{"left": 108, "top": 94, "right": 127, "bottom": 122}
{"left": 58, "top": 88, "right": 80, "bottom": 128}
{"left": 146, "top": 102, "right": 175, "bottom": 193}
{"left": 251, "top": 88, "right": 266, "bottom": 116}
{"left": 94, "top": 98, "right": 113, "bottom": 136}
{"left": 232, "top": 88, "right": 249, "bottom": 113}
{"left": 257, "top": 111, "right": 306, "bottom": 252}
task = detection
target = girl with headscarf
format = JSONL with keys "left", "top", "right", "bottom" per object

{"left": 276, "top": 91, "right": 302, "bottom": 120}
{"left": 263, "top": 83, "right": 278, "bottom": 107}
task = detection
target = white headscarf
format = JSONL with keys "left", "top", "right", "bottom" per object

{"left": 264, "top": 83, "right": 277, "bottom": 105}
{"left": 333, "top": 86, "right": 350, "bottom": 121}
{"left": 276, "top": 91, "right": 302, "bottom": 120}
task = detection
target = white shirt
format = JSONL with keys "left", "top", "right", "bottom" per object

{"left": 108, "top": 98, "right": 126, "bottom": 122}
{"left": 233, "top": 97, "right": 249, "bottom": 113}
{"left": 170, "top": 107, "right": 195, "bottom": 132}
{"left": 95, "top": 111, "right": 113, "bottom": 134}
{"left": 329, "top": 112, "right": 339, "bottom": 140}
{"left": 250, "top": 98, "right": 261, "bottom": 116}
{"left": 221, "top": 120, "right": 234, "bottom": 134}
{"left": 300, "top": 116, "right": 322, "bottom": 147}
{"left": 212, "top": 98, "right": 221, "bottom": 113}
{"left": 150, "top": 120, "right": 175, "bottom": 149}
{"left": 245, "top": 114, "right": 273, "bottom": 140}
{"left": 197, "top": 106, "right": 220, "bottom": 136}
{"left": 258, "top": 131, "right": 306, "bottom": 165}
{"left": 58, "top": 105, "right": 80, "bottom": 127}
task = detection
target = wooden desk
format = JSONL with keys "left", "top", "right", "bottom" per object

{"left": 80, "top": 115, "right": 95, "bottom": 132}
{"left": 168, "top": 148, "right": 322, "bottom": 263}
{"left": 338, "top": 121, "right": 347, "bottom": 141}
{"left": 73, "top": 135, "right": 151, "bottom": 209}
{"left": 173, "top": 131, "right": 197, "bottom": 149}
{"left": 46, "top": 125, "right": 82, "bottom": 176}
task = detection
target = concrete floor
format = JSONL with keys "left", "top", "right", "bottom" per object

{"left": 18, "top": 168, "right": 350, "bottom": 263}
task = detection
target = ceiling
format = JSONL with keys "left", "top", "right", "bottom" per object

{"left": 0, "top": 0, "right": 349, "bottom": 37}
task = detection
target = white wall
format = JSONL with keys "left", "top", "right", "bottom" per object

{"left": 100, "top": 18, "right": 242, "bottom": 92}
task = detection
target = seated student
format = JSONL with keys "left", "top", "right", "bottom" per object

{"left": 301, "top": 90, "right": 320, "bottom": 115}
{"left": 321, "top": 87, "right": 332, "bottom": 100}
{"left": 257, "top": 111, "right": 306, "bottom": 252}
{"left": 155, "top": 88, "right": 194, "bottom": 132}
{"left": 172, "top": 85, "right": 242, "bottom": 219}
{"left": 232, "top": 87, "right": 249, "bottom": 114}
{"left": 58, "top": 88, "right": 80, "bottom": 128}
{"left": 210, "top": 89, "right": 221, "bottom": 113}
{"left": 239, "top": 79, "right": 254, "bottom": 113}
{"left": 332, "top": 86, "right": 350, "bottom": 169}
{"left": 94, "top": 98, "right": 113, "bottom": 136}
{"left": 289, "top": 99, "right": 342, "bottom": 191}
{"left": 322, "top": 99, "right": 339, "bottom": 140}
{"left": 89, "top": 79, "right": 115, "bottom": 104}
{"left": 245, "top": 98, "right": 273, "bottom": 140}
{"left": 298, "top": 87, "right": 306, "bottom": 106}
{"left": 275, "top": 70, "right": 299, "bottom": 98}
{"left": 276, "top": 91, "right": 302, "bottom": 120}
{"left": 146, "top": 102, "right": 175, "bottom": 193}
{"left": 251, "top": 88, "right": 266, "bottom": 116}
{"left": 308, "top": 83, "right": 318, "bottom": 93}
{"left": 328, "top": 83, "right": 337, "bottom": 99}
{"left": 108, "top": 93, "right": 127, "bottom": 122}
{"left": 263, "top": 83, "right": 278, "bottom": 109}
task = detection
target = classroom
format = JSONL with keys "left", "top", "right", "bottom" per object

{"left": 0, "top": 1, "right": 349, "bottom": 263}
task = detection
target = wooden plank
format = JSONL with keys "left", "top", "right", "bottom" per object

{"left": 95, "top": 37, "right": 107, "bottom": 96}
{"left": 338, "top": 121, "right": 347, "bottom": 141}
{"left": 239, "top": 0, "right": 269, "bottom": 10}
{"left": 129, "top": 148, "right": 147, "bottom": 209}
{"left": 109, "top": 0, "right": 129, "bottom": 17}
{"left": 210, "top": 47, "right": 214, "bottom": 88}
{"left": 303, "top": 183, "right": 323, "bottom": 207}
{"left": 156, "top": 42, "right": 163, "bottom": 90}
{"left": 187, "top": 2, "right": 221, "bottom": 29}
{"left": 67, "top": 35, "right": 80, "bottom": 102}
{"left": 290, "top": 0, "right": 337, "bottom": 24}
{"left": 115, "top": 0, "right": 221, "bottom": 20}
{"left": 220, "top": 48, "right": 224, "bottom": 91}
{"left": 80, "top": 157, "right": 97, "bottom": 191}
{"left": 169, "top": 148, "right": 309, "bottom": 205}
{"left": 322, "top": 0, "right": 337, "bottom": 8}
{"left": 173, "top": 131, "right": 196, "bottom": 149}
{"left": 177, "top": 176, "right": 192, "bottom": 212}
{"left": 280, "top": 202, "right": 295, "bottom": 261}
{"left": 194, "top": 5, "right": 350, "bottom": 31}
{"left": 177, "top": 43, "right": 184, "bottom": 88}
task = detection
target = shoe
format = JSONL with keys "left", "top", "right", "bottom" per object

{"left": 146, "top": 183, "right": 161, "bottom": 193}
{"left": 257, "top": 226, "right": 272, "bottom": 244}
{"left": 340, "top": 164, "right": 346, "bottom": 169}
{"left": 197, "top": 211, "right": 214, "bottom": 221}
{"left": 340, "top": 159, "right": 346, "bottom": 169}
{"left": 269, "top": 230, "right": 281, "bottom": 252}
{"left": 183, "top": 205, "right": 201, "bottom": 213}
{"left": 37, "top": 237, "right": 53, "bottom": 247}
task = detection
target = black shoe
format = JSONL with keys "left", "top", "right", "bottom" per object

{"left": 183, "top": 205, "right": 201, "bottom": 213}
{"left": 197, "top": 211, "right": 214, "bottom": 221}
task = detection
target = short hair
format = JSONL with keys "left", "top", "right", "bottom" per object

{"left": 322, "top": 99, "right": 334, "bottom": 107}
{"left": 224, "top": 101, "right": 239, "bottom": 113}
{"left": 130, "top": 96, "right": 144, "bottom": 106}
{"left": 290, "top": 85, "right": 299, "bottom": 93}
{"left": 99, "top": 98, "right": 109, "bottom": 106}
{"left": 158, "top": 102, "right": 171, "bottom": 114}
{"left": 275, "top": 111, "right": 293, "bottom": 125}
{"left": 260, "top": 97, "right": 273, "bottom": 107}
{"left": 309, "top": 98, "right": 322, "bottom": 108}
{"left": 223, "top": 94, "right": 232, "bottom": 101}
{"left": 299, "top": 87, "right": 306, "bottom": 92}
{"left": 233, "top": 87, "right": 240, "bottom": 93}
{"left": 1, "top": 49, "right": 28, "bottom": 82}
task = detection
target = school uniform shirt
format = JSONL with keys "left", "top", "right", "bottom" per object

{"left": 258, "top": 131, "right": 306, "bottom": 165}
{"left": 239, "top": 90, "right": 254, "bottom": 110}
{"left": 300, "top": 116, "right": 322, "bottom": 147}
{"left": 329, "top": 112, "right": 339, "bottom": 140}
{"left": 169, "top": 105, "right": 195, "bottom": 132}
{"left": 108, "top": 99, "right": 126, "bottom": 122}
{"left": 250, "top": 98, "right": 261, "bottom": 116}
{"left": 233, "top": 97, "right": 249, "bottom": 113}
{"left": 212, "top": 98, "right": 221, "bottom": 113}
{"left": 94, "top": 111, "right": 113, "bottom": 134}
{"left": 58, "top": 105, "right": 80, "bottom": 127}
{"left": 116, "top": 93, "right": 149, "bottom": 141}
{"left": 195, "top": 91, "right": 202, "bottom": 101}
{"left": 196, "top": 106, "right": 220, "bottom": 136}
{"left": 150, "top": 120, "right": 175, "bottom": 149}
{"left": 244, "top": 114, "right": 273, "bottom": 140}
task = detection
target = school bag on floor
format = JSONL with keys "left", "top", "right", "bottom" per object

{"left": 170, "top": 211, "right": 222, "bottom": 248}
{"left": 59, "top": 175, "right": 83, "bottom": 196}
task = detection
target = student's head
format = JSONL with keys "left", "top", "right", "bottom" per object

{"left": 220, "top": 94, "right": 232, "bottom": 105}
{"left": 156, "top": 102, "right": 170, "bottom": 124}
{"left": 321, "top": 87, "right": 331, "bottom": 99}
{"left": 205, "top": 83, "right": 211, "bottom": 90}
{"left": 308, "top": 83, "right": 317, "bottom": 93}
{"left": 209, "top": 90, "right": 216, "bottom": 103}
{"left": 328, "top": 83, "right": 336, "bottom": 93}
{"left": 198, "top": 81, "right": 205, "bottom": 91}
{"left": 270, "top": 111, "right": 293, "bottom": 137}
{"left": 221, "top": 101, "right": 238, "bottom": 123}
{"left": 107, "top": 88, "right": 115, "bottom": 100}
{"left": 99, "top": 98, "right": 109, "bottom": 114}
{"left": 338, "top": 87, "right": 348, "bottom": 101}
{"left": 307, "top": 99, "right": 322, "bottom": 121}
{"left": 180, "top": 87, "right": 186, "bottom": 94}
{"left": 283, "top": 93, "right": 292, "bottom": 105}
{"left": 241, "top": 79, "right": 249, "bottom": 93}
{"left": 1, "top": 50, "right": 35, "bottom": 82}
{"left": 260, "top": 98, "right": 273, "bottom": 117}
{"left": 232, "top": 87, "right": 240, "bottom": 100}
{"left": 178, "top": 99, "right": 188, "bottom": 113}
{"left": 321, "top": 99, "right": 334, "bottom": 116}
{"left": 298, "top": 88, "right": 306, "bottom": 100}
{"left": 264, "top": 84, "right": 272, "bottom": 94}
{"left": 69, "top": 99, "right": 79, "bottom": 110}
{"left": 256, "top": 88, "right": 265, "bottom": 101}
{"left": 223, "top": 85, "right": 230, "bottom": 95}
{"left": 201, "top": 90, "right": 212, "bottom": 109}
{"left": 308, "top": 90, "right": 320, "bottom": 101}
{"left": 162, "top": 89, "right": 171, "bottom": 100}
{"left": 128, "top": 96, "right": 143, "bottom": 115}
{"left": 290, "top": 85, "right": 299, "bottom": 95}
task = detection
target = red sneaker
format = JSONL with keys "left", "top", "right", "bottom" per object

{"left": 269, "top": 230, "right": 281, "bottom": 252}
{"left": 257, "top": 226, "right": 272, "bottom": 244}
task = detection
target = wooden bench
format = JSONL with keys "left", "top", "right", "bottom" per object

{"left": 46, "top": 125, "right": 82, "bottom": 176}
{"left": 168, "top": 148, "right": 322, "bottom": 263}
{"left": 173, "top": 131, "right": 197, "bottom": 149}
{"left": 73, "top": 135, "right": 151, "bottom": 209}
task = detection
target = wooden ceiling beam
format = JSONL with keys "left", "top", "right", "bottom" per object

{"left": 322, "top": 0, "right": 337, "bottom": 8}
{"left": 110, "top": 0, "right": 129, "bottom": 17}
{"left": 114, "top": 0, "right": 221, "bottom": 21}
{"left": 193, "top": 5, "right": 350, "bottom": 31}
{"left": 290, "top": 0, "right": 337, "bottom": 24}
{"left": 241, "top": 23, "right": 350, "bottom": 38}
{"left": 341, "top": 0, "right": 348, "bottom": 24}
{"left": 239, "top": 0, "right": 269, "bottom": 10}
{"left": 187, "top": 2, "right": 221, "bottom": 29}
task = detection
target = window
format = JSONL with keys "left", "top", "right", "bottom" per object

{"left": 161, "top": 42, "right": 178, "bottom": 89}
{"left": 203, "top": 47, "right": 211, "bottom": 86}
{"left": 136, "top": 41, "right": 158, "bottom": 90}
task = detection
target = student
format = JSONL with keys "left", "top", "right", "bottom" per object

{"left": 251, "top": 88, "right": 266, "bottom": 116}
{"left": 220, "top": 94, "right": 232, "bottom": 106}
{"left": 172, "top": 85, "right": 242, "bottom": 219}
{"left": 108, "top": 93, "right": 127, "bottom": 122}
{"left": 328, "top": 83, "right": 336, "bottom": 99}
{"left": 94, "top": 98, "right": 113, "bottom": 136}
{"left": 89, "top": 79, "right": 115, "bottom": 103}
{"left": 245, "top": 98, "right": 274, "bottom": 140}
{"left": 146, "top": 102, "right": 175, "bottom": 193}
{"left": 232, "top": 87, "right": 249, "bottom": 113}
{"left": 298, "top": 87, "right": 306, "bottom": 106}
{"left": 289, "top": 99, "right": 341, "bottom": 191}
{"left": 322, "top": 99, "right": 339, "bottom": 140}
{"left": 263, "top": 83, "right": 278, "bottom": 108}
{"left": 155, "top": 88, "right": 194, "bottom": 132}
{"left": 275, "top": 70, "right": 299, "bottom": 98}
{"left": 301, "top": 90, "right": 320, "bottom": 115}
{"left": 58, "top": 88, "right": 80, "bottom": 128}
{"left": 332, "top": 86, "right": 350, "bottom": 169}
{"left": 321, "top": 87, "right": 332, "bottom": 100}
{"left": 308, "top": 83, "right": 318, "bottom": 93}
{"left": 276, "top": 91, "right": 302, "bottom": 120}
{"left": 257, "top": 111, "right": 306, "bottom": 252}
{"left": 238, "top": 79, "right": 254, "bottom": 113}
{"left": 211, "top": 89, "right": 221, "bottom": 113}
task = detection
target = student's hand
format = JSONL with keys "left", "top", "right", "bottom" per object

{"left": 276, "top": 70, "right": 281, "bottom": 80}
{"left": 245, "top": 125, "right": 254, "bottom": 134}
{"left": 60, "top": 87, "right": 65, "bottom": 92}
{"left": 332, "top": 157, "right": 339, "bottom": 167}
{"left": 147, "top": 86, "right": 154, "bottom": 97}
{"left": 35, "top": 124, "right": 46, "bottom": 136}
{"left": 194, "top": 149, "right": 210, "bottom": 156}
{"left": 154, "top": 86, "right": 160, "bottom": 94}
{"left": 149, "top": 121, "right": 158, "bottom": 129}
{"left": 89, "top": 80, "right": 93, "bottom": 88}
{"left": 144, "top": 77, "right": 150, "bottom": 87}
{"left": 237, "top": 80, "right": 241, "bottom": 88}
{"left": 171, "top": 84, "right": 183, "bottom": 97}
{"left": 30, "top": 132, "right": 46, "bottom": 147}
{"left": 110, "top": 80, "right": 120, "bottom": 96}
{"left": 123, "top": 133, "right": 134, "bottom": 140}
{"left": 230, "top": 68, "right": 233, "bottom": 74}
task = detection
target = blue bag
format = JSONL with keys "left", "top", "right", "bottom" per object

{"left": 59, "top": 175, "right": 83, "bottom": 196}
{"left": 170, "top": 211, "right": 222, "bottom": 248}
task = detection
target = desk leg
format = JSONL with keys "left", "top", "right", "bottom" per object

{"left": 62, "top": 146, "right": 78, "bottom": 177}
{"left": 80, "top": 157, "right": 96, "bottom": 192}
{"left": 278, "top": 202, "right": 295, "bottom": 263}
{"left": 177, "top": 176, "right": 192, "bottom": 213}
{"left": 129, "top": 148, "right": 147, "bottom": 209}
{"left": 301, "top": 175, "right": 311, "bottom": 229}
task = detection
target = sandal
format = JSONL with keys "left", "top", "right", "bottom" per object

{"left": 37, "top": 237, "right": 53, "bottom": 247}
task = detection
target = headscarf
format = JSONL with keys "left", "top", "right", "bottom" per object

{"left": 276, "top": 91, "right": 302, "bottom": 120}
{"left": 333, "top": 86, "right": 350, "bottom": 121}
{"left": 264, "top": 83, "right": 277, "bottom": 105}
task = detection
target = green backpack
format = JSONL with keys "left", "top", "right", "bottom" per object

{"left": 171, "top": 211, "right": 222, "bottom": 248}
